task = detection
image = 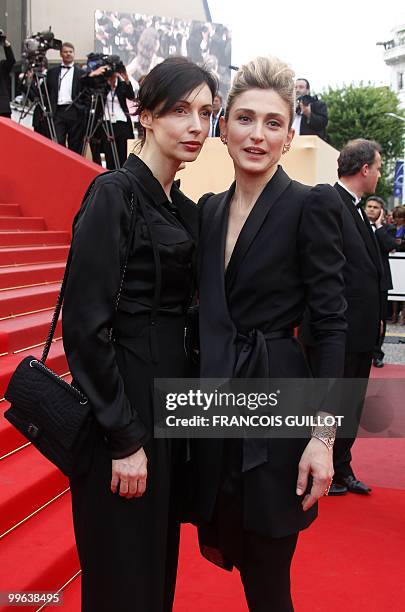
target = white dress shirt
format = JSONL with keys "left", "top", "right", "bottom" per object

{"left": 337, "top": 180, "right": 364, "bottom": 221}
{"left": 104, "top": 88, "right": 127, "bottom": 123}
{"left": 209, "top": 108, "right": 223, "bottom": 137}
{"left": 292, "top": 113, "right": 302, "bottom": 134}
{"left": 57, "top": 64, "right": 74, "bottom": 105}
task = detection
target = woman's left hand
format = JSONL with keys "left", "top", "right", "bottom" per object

{"left": 296, "top": 437, "right": 334, "bottom": 511}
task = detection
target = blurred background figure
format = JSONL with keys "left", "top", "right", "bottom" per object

{"left": 364, "top": 196, "right": 397, "bottom": 367}
{"left": 293, "top": 78, "right": 328, "bottom": 140}
{"left": 46, "top": 42, "right": 85, "bottom": 153}
{"left": 126, "top": 28, "right": 164, "bottom": 85}
{"left": 0, "top": 31, "right": 15, "bottom": 118}
{"left": 209, "top": 94, "right": 224, "bottom": 137}
{"left": 388, "top": 205, "right": 405, "bottom": 324}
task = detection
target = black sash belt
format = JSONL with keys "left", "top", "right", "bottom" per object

{"left": 234, "top": 328, "right": 294, "bottom": 472}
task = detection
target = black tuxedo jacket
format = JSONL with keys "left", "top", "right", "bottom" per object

{"left": 192, "top": 167, "right": 347, "bottom": 538}
{"left": 0, "top": 44, "right": 15, "bottom": 114}
{"left": 301, "top": 183, "right": 382, "bottom": 353}
{"left": 46, "top": 64, "right": 84, "bottom": 113}
{"left": 375, "top": 225, "right": 397, "bottom": 292}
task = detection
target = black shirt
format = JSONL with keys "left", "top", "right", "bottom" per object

{"left": 62, "top": 154, "right": 197, "bottom": 456}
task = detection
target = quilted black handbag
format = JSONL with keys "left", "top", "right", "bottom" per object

{"left": 4, "top": 176, "right": 136, "bottom": 476}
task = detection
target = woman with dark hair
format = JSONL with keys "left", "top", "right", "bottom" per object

{"left": 62, "top": 57, "right": 216, "bottom": 612}
{"left": 193, "top": 56, "right": 347, "bottom": 611}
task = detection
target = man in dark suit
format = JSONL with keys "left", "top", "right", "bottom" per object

{"left": 364, "top": 196, "right": 398, "bottom": 367}
{"left": 0, "top": 35, "right": 15, "bottom": 118}
{"left": 46, "top": 42, "right": 84, "bottom": 153}
{"left": 209, "top": 94, "right": 224, "bottom": 137}
{"left": 293, "top": 78, "right": 328, "bottom": 140}
{"left": 300, "top": 138, "right": 383, "bottom": 496}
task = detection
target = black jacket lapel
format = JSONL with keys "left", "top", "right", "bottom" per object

{"left": 225, "top": 166, "right": 291, "bottom": 290}
{"left": 335, "top": 183, "right": 382, "bottom": 274}
{"left": 199, "top": 188, "right": 237, "bottom": 378}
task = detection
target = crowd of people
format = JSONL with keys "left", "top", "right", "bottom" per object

{"left": 94, "top": 11, "right": 231, "bottom": 98}
{"left": 1, "top": 28, "right": 404, "bottom": 612}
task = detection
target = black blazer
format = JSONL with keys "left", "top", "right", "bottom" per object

{"left": 46, "top": 64, "right": 84, "bottom": 113}
{"left": 296, "top": 97, "right": 328, "bottom": 140}
{"left": 193, "top": 167, "right": 347, "bottom": 538}
{"left": 375, "top": 225, "right": 398, "bottom": 291}
{"left": 0, "top": 44, "right": 15, "bottom": 114}
{"left": 301, "top": 183, "right": 383, "bottom": 353}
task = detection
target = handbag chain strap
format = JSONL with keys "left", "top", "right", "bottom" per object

{"left": 40, "top": 172, "right": 136, "bottom": 363}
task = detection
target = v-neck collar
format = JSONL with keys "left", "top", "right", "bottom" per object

{"left": 225, "top": 166, "right": 291, "bottom": 290}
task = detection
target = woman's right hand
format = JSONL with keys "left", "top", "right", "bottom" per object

{"left": 111, "top": 447, "right": 148, "bottom": 499}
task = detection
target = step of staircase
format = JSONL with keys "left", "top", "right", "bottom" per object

{"left": 0, "top": 400, "right": 27, "bottom": 457}
{"left": 0, "top": 309, "right": 61, "bottom": 354}
{"left": 0, "top": 204, "right": 21, "bottom": 216}
{"left": 58, "top": 573, "right": 81, "bottom": 610}
{"left": 0, "top": 262, "right": 66, "bottom": 289}
{"left": 0, "top": 245, "right": 69, "bottom": 266}
{"left": 0, "top": 444, "right": 68, "bottom": 535}
{"left": 0, "top": 217, "right": 46, "bottom": 231}
{"left": 0, "top": 492, "right": 79, "bottom": 611}
{"left": 0, "top": 231, "right": 70, "bottom": 247}
{"left": 0, "top": 339, "right": 67, "bottom": 398}
{"left": 0, "top": 283, "right": 61, "bottom": 317}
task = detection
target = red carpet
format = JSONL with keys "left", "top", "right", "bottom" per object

{"left": 174, "top": 489, "right": 405, "bottom": 612}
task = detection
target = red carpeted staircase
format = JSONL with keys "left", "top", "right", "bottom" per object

{"left": 0, "top": 200, "right": 82, "bottom": 610}
{"left": 1, "top": 116, "right": 405, "bottom": 611}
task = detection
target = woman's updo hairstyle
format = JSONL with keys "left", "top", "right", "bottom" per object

{"left": 137, "top": 56, "right": 217, "bottom": 121}
{"left": 225, "top": 56, "right": 295, "bottom": 128}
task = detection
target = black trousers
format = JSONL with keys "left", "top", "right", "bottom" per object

{"left": 54, "top": 104, "right": 83, "bottom": 153}
{"left": 70, "top": 431, "right": 182, "bottom": 612}
{"left": 199, "top": 440, "right": 298, "bottom": 612}
{"left": 373, "top": 292, "right": 388, "bottom": 361}
{"left": 103, "top": 120, "right": 133, "bottom": 169}
{"left": 332, "top": 350, "right": 372, "bottom": 480}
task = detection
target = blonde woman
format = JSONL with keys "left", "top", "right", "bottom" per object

{"left": 193, "top": 57, "right": 347, "bottom": 611}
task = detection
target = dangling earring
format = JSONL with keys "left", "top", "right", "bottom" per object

{"left": 282, "top": 143, "right": 291, "bottom": 155}
{"left": 220, "top": 134, "right": 228, "bottom": 145}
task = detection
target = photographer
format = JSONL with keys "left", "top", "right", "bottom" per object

{"left": 87, "top": 63, "right": 134, "bottom": 168}
{"left": 0, "top": 32, "right": 15, "bottom": 118}
{"left": 19, "top": 64, "right": 49, "bottom": 137}
{"left": 293, "top": 78, "right": 328, "bottom": 140}
{"left": 46, "top": 42, "right": 85, "bottom": 153}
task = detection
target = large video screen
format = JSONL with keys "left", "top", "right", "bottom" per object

{"left": 94, "top": 10, "right": 232, "bottom": 100}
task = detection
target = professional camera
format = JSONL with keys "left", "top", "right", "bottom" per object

{"left": 297, "top": 94, "right": 318, "bottom": 108}
{"left": 21, "top": 28, "right": 62, "bottom": 71}
{"left": 0, "top": 29, "right": 7, "bottom": 46}
{"left": 86, "top": 52, "right": 126, "bottom": 78}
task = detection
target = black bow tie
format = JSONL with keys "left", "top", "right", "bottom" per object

{"left": 61, "top": 65, "right": 72, "bottom": 70}
{"left": 355, "top": 200, "right": 362, "bottom": 209}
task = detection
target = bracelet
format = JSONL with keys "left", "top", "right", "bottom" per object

{"left": 311, "top": 419, "right": 337, "bottom": 450}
